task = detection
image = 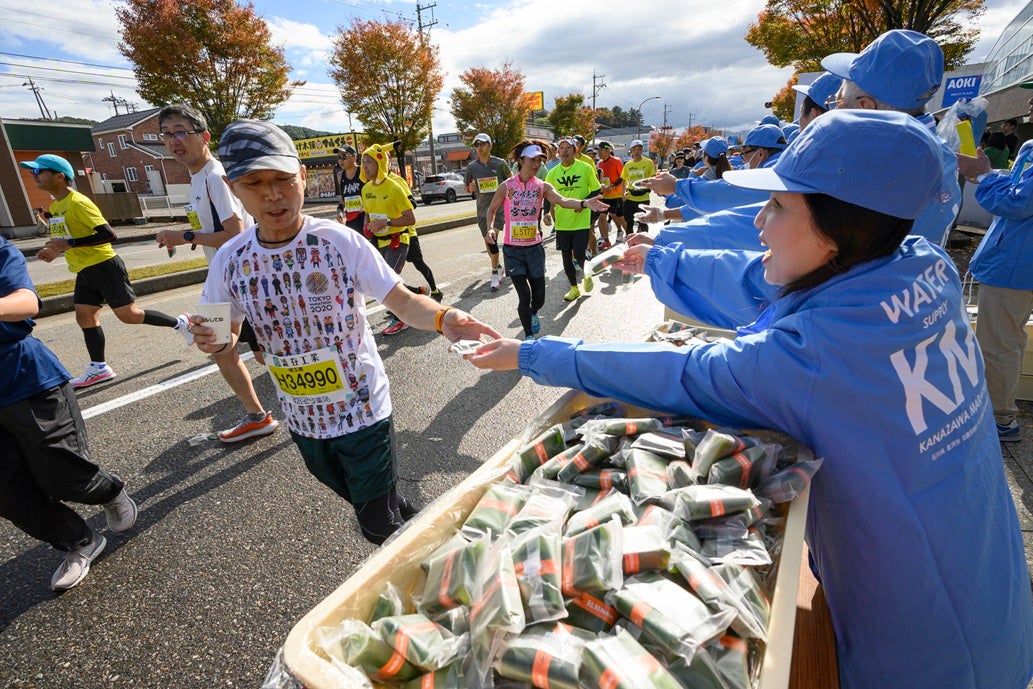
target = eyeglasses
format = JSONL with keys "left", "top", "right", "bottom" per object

{"left": 824, "top": 94, "right": 863, "bottom": 109}
{"left": 159, "top": 130, "right": 202, "bottom": 142}
{"left": 474, "top": 141, "right": 490, "bottom": 146}
{"left": 741, "top": 147, "right": 757, "bottom": 156}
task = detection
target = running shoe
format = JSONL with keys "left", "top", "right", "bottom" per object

{"left": 598, "top": 239, "right": 612, "bottom": 251}
{"left": 490, "top": 268, "right": 501, "bottom": 291}
{"left": 563, "top": 286, "right": 581, "bottom": 302}
{"left": 382, "top": 318, "right": 410, "bottom": 336}
{"left": 616, "top": 229, "right": 626, "bottom": 243}
{"left": 51, "top": 530, "right": 106, "bottom": 591}
{"left": 173, "top": 313, "right": 194, "bottom": 346}
{"left": 102, "top": 475, "right": 138, "bottom": 533}
{"left": 430, "top": 289, "right": 444, "bottom": 303}
{"left": 524, "top": 334, "right": 536, "bottom": 341}
{"left": 218, "top": 412, "right": 280, "bottom": 444}
{"left": 70, "top": 363, "right": 115, "bottom": 389}
{"left": 530, "top": 314, "right": 541, "bottom": 334}
{"left": 997, "top": 419, "right": 1022, "bottom": 443}
{"left": 582, "top": 274, "right": 595, "bottom": 294}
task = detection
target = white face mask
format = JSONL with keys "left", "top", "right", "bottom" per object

{"left": 742, "top": 161, "right": 751, "bottom": 170}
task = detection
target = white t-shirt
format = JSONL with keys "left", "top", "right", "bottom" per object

{"left": 202, "top": 216, "right": 403, "bottom": 439}
{"left": 190, "top": 158, "right": 253, "bottom": 262}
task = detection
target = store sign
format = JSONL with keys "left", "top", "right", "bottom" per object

{"left": 942, "top": 75, "right": 982, "bottom": 108}
{"left": 293, "top": 133, "right": 367, "bottom": 161}
{"left": 525, "top": 91, "right": 544, "bottom": 111}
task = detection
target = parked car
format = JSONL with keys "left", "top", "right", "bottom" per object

{"left": 418, "top": 172, "right": 471, "bottom": 204}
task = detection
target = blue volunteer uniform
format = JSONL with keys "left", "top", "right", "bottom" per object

{"left": 914, "top": 113, "right": 962, "bottom": 247}
{"left": 654, "top": 202, "right": 767, "bottom": 253}
{"left": 970, "top": 139, "right": 1033, "bottom": 290}
{"left": 667, "top": 151, "right": 781, "bottom": 220}
{"left": 515, "top": 237, "right": 1033, "bottom": 689}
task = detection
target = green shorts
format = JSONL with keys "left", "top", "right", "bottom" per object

{"left": 290, "top": 416, "right": 396, "bottom": 505}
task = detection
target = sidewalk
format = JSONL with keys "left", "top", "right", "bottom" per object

{"left": 11, "top": 201, "right": 476, "bottom": 317}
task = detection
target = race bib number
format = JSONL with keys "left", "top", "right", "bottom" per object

{"left": 184, "top": 203, "right": 202, "bottom": 230}
{"left": 477, "top": 176, "right": 499, "bottom": 193}
{"left": 628, "top": 169, "right": 646, "bottom": 181}
{"left": 510, "top": 219, "right": 538, "bottom": 241}
{"left": 268, "top": 347, "right": 350, "bottom": 405}
{"left": 344, "top": 195, "right": 362, "bottom": 212}
{"left": 48, "top": 215, "right": 69, "bottom": 238}
{"left": 600, "top": 176, "right": 610, "bottom": 186}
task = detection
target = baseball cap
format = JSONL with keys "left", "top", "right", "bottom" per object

{"left": 20, "top": 154, "right": 75, "bottom": 181}
{"left": 473, "top": 133, "right": 492, "bottom": 145}
{"left": 629, "top": 139, "right": 644, "bottom": 149}
{"left": 743, "top": 124, "right": 788, "bottom": 150}
{"left": 759, "top": 115, "right": 781, "bottom": 126}
{"left": 723, "top": 109, "right": 942, "bottom": 220}
{"left": 821, "top": 29, "right": 943, "bottom": 110}
{"left": 702, "top": 137, "right": 729, "bottom": 158}
{"left": 333, "top": 145, "right": 357, "bottom": 156}
{"left": 519, "top": 143, "right": 546, "bottom": 159}
{"left": 573, "top": 134, "right": 586, "bottom": 146}
{"left": 557, "top": 136, "right": 577, "bottom": 147}
{"left": 598, "top": 140, "right": 613, "bottom": 150}
{"left": 585, "top": 147, "right": 597, "bottom": 154}
{"left": 218, "top": 120, "right": 301, "bottom": 182}
{"left": 792, "top": 72, "right": 843, "bottom": 110}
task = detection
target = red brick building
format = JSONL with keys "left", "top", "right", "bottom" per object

{"left": 89, "top": 108, "right": 187, "bottom": 196}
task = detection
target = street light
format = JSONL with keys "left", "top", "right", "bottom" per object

{"left": 636, "top": 96, "right": 661, "bottom": 143}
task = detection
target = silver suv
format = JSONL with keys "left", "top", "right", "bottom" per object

{"left": 418, "top": 172, "right": 471, "bottom": 204}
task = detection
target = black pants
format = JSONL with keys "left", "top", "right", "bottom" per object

{"left": 406, "top": 236, "right": 438, "bottom": 291}
{"left": 511, "top": 275, "right": 545, "bottom": 336}
{"left": 0, "top": 384, "right": 122, "bottom": 551}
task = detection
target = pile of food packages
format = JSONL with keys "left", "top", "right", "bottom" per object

{"left": 314, "top": 402, "right": 820, "bottom": 689}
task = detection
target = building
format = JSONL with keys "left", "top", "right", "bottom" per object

{"left": 89, "top": 108, "right": 185, "bottom": 196}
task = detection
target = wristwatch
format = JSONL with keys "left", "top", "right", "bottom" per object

{"left": 183, "top": 230, "right": 197, "bottom": 250}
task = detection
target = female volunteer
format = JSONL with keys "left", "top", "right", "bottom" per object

{"left": 467, "top": 109, "right": 1033, "bottom": 689}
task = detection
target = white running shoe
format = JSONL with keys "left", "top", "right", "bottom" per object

{"left": 102, "top": 476, "right": 138, "bottom": 533}
{"left": 490, "top": 269, "right": 501, "bottom": 291}
{"left": 70, "top": 363, "right": 115, "bottom": 389}
{"left": 173, "top": 314, "right": 194, "bottom": 346}
{"left": 51, "top": 530, "right": 106, "bottom": 591}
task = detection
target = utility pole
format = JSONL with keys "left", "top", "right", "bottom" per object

{"left": 591, "top": 72, "right": 606, "bottom": 143}
{"left": 102, "top": 91, "right": 122, "bottom": 116}
{"left": 416, "top": 2, "right": 438, "bottom": 175}
{"left": 661, "top": 103, "right": 673, "bottom": 166}
{"left": 23, "top": 78, "right": 53, "bottom": 120}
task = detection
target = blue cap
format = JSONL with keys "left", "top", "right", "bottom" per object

{"left": 20, "top": 154, "right": 75, "bottom": 181}
{"left": 792, "top": 72, "right": 843, "bottom": 110}
{"left": 218, "top": 120, "right": 301, "bottom": 182}
{"left": 785, "top": 128, "right": 802, "bottom": 146}
{"left": 821, "top": 30, "right": 943, "bottom": 110}
{"left": 723, "top": 109, "right": 943, "bottom": 220}
{"left": 759, "top": 114, "right": 781, "bottom": 126}
{"left": 781, "top": 123, "right": 800, "bottom": 139}
{"left": 702, "top": 137, "right": 729, "bottom": 158}
{"left": 744, "top": 124, "right": 787, "bottom": 150}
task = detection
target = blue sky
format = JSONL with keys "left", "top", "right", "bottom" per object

{"left": 0, "top": 0, "right": 1026, "bottom": 137}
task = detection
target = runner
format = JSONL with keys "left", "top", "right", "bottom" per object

{"left": 333, "top": 145, "right": 366, "bottom": 234}
{"left": 155, "top": 103, "right": 279, "bottom": 444}
{"left": 464, "top": 133, "right": 511, "bottom": 291}
{"left": 544, "top": 137, "right": 602, "bottom": 301}
{"left": 23, "top": 154, "right": 190, "bottom": 388}
{"left": 620, "top": 140, "right": 656, "bottom": 233}
{"left": 595, "top": 140, "right": 625, "bottom": 246}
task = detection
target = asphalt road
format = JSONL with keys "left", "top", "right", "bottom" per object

{"left": 0, "top": 220, "right": 664, "bottom": 689}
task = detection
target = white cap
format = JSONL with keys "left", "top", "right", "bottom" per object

{"left": 473, "top": 133, "right": 492, "bottom": 145}
{"left": 629, "top": 139, "right": 644, "bottom": 149}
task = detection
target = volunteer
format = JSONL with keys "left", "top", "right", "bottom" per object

{"left": 466, "top": 109, "right": 1033, "bottom": 689}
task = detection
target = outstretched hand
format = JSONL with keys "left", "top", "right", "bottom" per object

{"left": 440, "top": 308, "right": 502, "bottom": 344}
{"left": 613, "top": 244, "right": 652, "bottom": 275}
{"left": 464, "top": 338, "right": 522, "bottom": 371}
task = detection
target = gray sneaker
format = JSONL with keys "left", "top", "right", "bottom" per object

{"left": 102, "top": 476, "right": 137, "bottom": 533}
{"left": 51, "top": 531, "right": 107, "bottom": 591}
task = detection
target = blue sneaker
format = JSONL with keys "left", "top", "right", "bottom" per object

{"left": 997, "top": 419, "right": 1022, "bottom": 443}
{"left": 530, "top": 314, "right": 540, "bottom": 334}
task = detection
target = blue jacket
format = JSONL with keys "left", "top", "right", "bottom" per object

{"left": 914, "top": 113, "right": 962, "bottom": 247}
{"left": 517, "top": 237, "right": 1033, "bottom": 689}
{"left": 654, "top": 202, "right": 767, "bottom": 254}
{"left": 670, "top": 152, "right": 781, "bottom": 217}
{"left": 970, "top": 140, "right": 1033, "bottom": 290}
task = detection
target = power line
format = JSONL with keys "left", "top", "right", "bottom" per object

{"left": 0, "top": 51, "right": 132, "bottom": 72}
{"left": 0, "top": 16, "right": 118, "bottom": 41}
{"left": 0, "top": 61, "right": 136, "bottom": 81}
{"left": 0, "top": 4, "right": 113, "bottom": 30}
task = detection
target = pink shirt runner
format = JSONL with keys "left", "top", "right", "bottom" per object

{"left": 501, "top": 174, "right": 545, "bottom": 247}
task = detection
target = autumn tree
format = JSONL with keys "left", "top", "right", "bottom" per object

{"left": 673, "top": 125, "right": 711, "bottom": 151}
{"left": 595, "top": 106, "right": 641, "bottom": 129}
{"left": 329, "top": 19, "right": 443, "bottom": 180}
{"left": 649, "top": 126, "right": 677, "bottom": 164}
{"left": 116, "top": 0, "right": 301, "bottom": 141}
{"left": 450, "top": 62, "right": 532, "bottom": 157}
{"left": 547, "top": 94, "right": 596, "bottom": 139}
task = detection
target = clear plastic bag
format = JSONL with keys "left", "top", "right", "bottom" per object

{"left": 663, "top": 484, "right": 761, "bottom": 522}
{"left": 564, "top": 590, "right": 619, "bottom": 632}
{"left": 469, "top": 538, "right": 527, "bottom": 687}
{"left": 511, "top": 527, "right": 567, "bottom": 623}
{"left": 369, "top": 581, "right": 408, "bottom": 623}
{"left": 494, "top": 622, "right": 593, "bottom": 689}
{"left": 316, "top": 619, "right": 423, "bottom": 682}
{"left": 563, "top": 490, "right": 636, "bottom": 537}
{"left": 373, "top": 613, "right": 465, "bottom": 672}
{"left": 626, "top": 448, "right": 671, "bottom": 506}
{"left": 571, "top": 468, "right": 629, "bottom": 493}
{"left": 461, "top": 482, "right": 533, "bottom": 540}
{"left": 506, "top": 480, "right": 581, "bottom": 535}
{"left": 419, "top": 534, "right": 488, "bottom": 615}
{"left": 621, "top": 524, "right": 670, "bottom": 574}
{"left": 560, "top": 515, "right": 625, "bottom": 596}
{"left": 579, "top": 627, "right": 684, "bottom": 688}
{"left": 631, "top": 430, "right": 688, "bottom": 460}
{"left": 755, "top": 457, "right": 823, "bottom": 504}
{"left": 509, "top": 424, "right": 568, "bottom": 483}
{"left": 555, "top": 436, "right": 620, "bottom": 483}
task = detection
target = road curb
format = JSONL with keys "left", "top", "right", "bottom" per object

{"left": 36, "top": 215, "right": 474, "bottom": 317}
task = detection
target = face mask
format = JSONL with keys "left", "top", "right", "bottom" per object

{"left": 742, "top": 161, "right": 751, "bottom": 170}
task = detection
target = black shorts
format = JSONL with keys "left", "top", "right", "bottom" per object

{"left": 602, "top": 198, "right": 624, "bottom": 216}
{"left": 73, "top": 255, "right": 136, "bottom": 309}
{"left": 477, "top": 213, "right": 505, "bottom": 236}
{"left": 555, "top": 229, "right": 590, "bottom": 252}
{"left": 502, "top": 243, "right": 546, "bottom": 279}
{"left": 238, "top": 319, "right": 260, "bottom": 353}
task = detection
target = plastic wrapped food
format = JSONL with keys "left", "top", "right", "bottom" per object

{"left": 317, "top": 619, "right": 423, "bottom": 682}
{"left": 564, "top": 591, "right": 619, "bottom": 632}
{"left": 469, "top": 539, "right": 527, "bottom": 686}
{"left": 369, "top": 581, "right": 407, "bottom": 623}
{"left": 506, "top": 481, "right": 580, "bottom": 535}
{"left": 716, "top": 563, "right": 771, "bottom": 640}
{"left": 610, "top": 572, "right": 736, "bottom": 660}
{"left": 401, "top": 659, "right": 466, "bottom": 689}
{"left": 626, "top": 449, "right": 671, "bottom": 506}
{"left": 561, "top": 516, "right": 624, "bottom": 596}
{"left": 667, "top": 646, "right": 732, "bottom": 689}
{"left": 666, "top": 459, "right": 695, "bottom": 488}
{"left": 755, "top": 457, "right": 823, "bottom": 504}
{"left": 510, "top": 424, "right": 568, "bottom": 483}
{"left": 663, "top": 484, "right": 761, "bottom": 521}
{"left": 631, "top": 430, "right": 687, "bottom": 460}
{"left": 494, "top": 622, "right": 594, "bottom": 689}
{"left": 692, "top": 430, "right": 758, "bottom": 481}
{"left": 635, "top": 503, "right": 703, "bottom": 553}
{"left": 579, "top": 627, "right": 684, "bottom": 689}
{"left": 511, "top": 528, "right": 566, "bottom": 623}
{"left": 555, "top": 436, "right": 620, "bottom": 483}
{"left": 707, "top": 445, "right": 768, "bottom": 489}
{"left": 563, "top": 490, "right": 636, "bottom": 537}
{"left": 461, "top": 482, "right": 532, "bottom": 539}
{"left": 571, "top": 468, "right": 629, "bottom": 493}
{"left": 577, "top": 417, "right": 663, "bottom": 440}
{"left": 574, "top": 485, "right": 606, "bottom": 512}
{"left": 431, "top": 606, "right": 469, "bottom": 637}
{"left": 419, "top": 535, "right": 487, "bottom": 615}
{"left": 701, "top": 526, "right": 773, "bottom": 567}
{"left": 621, "top": 525, "right": 670, "bottom": 574}
{"left": 670, "top": 548, "right": 730, "bottom": 610}
{"left": 373, "top": 614, "right": 463, "bottom": 672}
{"left": 710, "top": 634, "right": 751, "bottom": 689}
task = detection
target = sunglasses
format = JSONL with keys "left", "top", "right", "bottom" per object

{"left": 159, "top": 130, "right": 202, "bottom": 142}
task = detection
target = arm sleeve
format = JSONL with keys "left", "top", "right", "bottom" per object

{"left": 655, "top": 204, "right": 766, "bottom": 253}
{"left": 674, "top": 178, "right": 769, "bottom": 215}
{"left": 644, "top": 244, "right": 776, "bottom": 329}
{"left": 70, "top": 224, "right": 116, "bottom": 247}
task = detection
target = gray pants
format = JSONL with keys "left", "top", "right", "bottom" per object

{"left": 976, "top": 284, "right": 1033, "bottom": 424}
{"left": 0, "top": 383, "right": 122, "bottom": 551}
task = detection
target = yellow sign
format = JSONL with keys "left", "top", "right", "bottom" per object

{"left": 293, "top": 133, "right": 367, "bottom": 161}
{"left": 525, "top": 91, "right": 544, "bottom": 112}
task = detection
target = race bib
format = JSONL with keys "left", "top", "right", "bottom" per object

{"left": 48, "top": 215, "right": 69, "bottom": 238}
{"left": 184, "top": 203, "right": 202, "bottom": 230}
{"left": 628, "top": 169, "right": 646, "bottom": 181}
{"left": 268, "top": 346, "right": 350, "bottom": 405}
{"left": 510, "top": 219, "right": 538, "bottom": 241}
{"left": 344, "top": 195, "right": 362, "bottom": 212}
{"left": 600, "top": 176, "right": 610, "bottom": 186}
{"left": 477, "top": 176, "right": 499, "bottom": 193}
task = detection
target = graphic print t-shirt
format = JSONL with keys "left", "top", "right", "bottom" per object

{"left": 202, "top": 216, "right": 402, "bottom": 439}
{"left": 544, "top": 159, "right": 600, "bottom": 231}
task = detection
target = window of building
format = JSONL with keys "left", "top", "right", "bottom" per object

{"left": 107, "top": 143, "right": 116, "bottom": 157}
{"left": 142, "top": 133, "right": 158, "bottom": 141}
{"left": 97, "top": 138, "right": 104, "bottom": 151}
{"left": 144, "top": 165, "right": 155, "bottom": 172}
{"left": 118, "top": 134, "right": 128, "bottom": 149}
{"left": 126, "top": 167, "right": 138, "bottom": 182}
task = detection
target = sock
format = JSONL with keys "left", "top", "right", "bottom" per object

{"left": 142, "top": 310, "right": 178, "bottom": 327}
{"left": 82, "top": 326, "right": 105, "bottom": 362}
{"left": 247, "top": 411, "right": 267, "bottom": 423}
